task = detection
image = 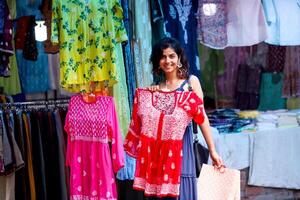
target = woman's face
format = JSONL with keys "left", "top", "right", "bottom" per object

{"left": 159, "top": 47, "right": 179, "bottom": 75}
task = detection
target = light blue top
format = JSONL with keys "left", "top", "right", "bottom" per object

{"left": 262, "top": 0, "right": 300, "bottom": 45}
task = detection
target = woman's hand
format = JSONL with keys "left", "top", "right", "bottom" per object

{"left": 147, "top": 85, "right": 160, "bottom": 91}
{"left": 210, "top": 150, "right": 224, "bottom": 169}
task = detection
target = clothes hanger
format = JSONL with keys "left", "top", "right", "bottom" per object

{"left": 81, "top": 81, "right": 109, "bottom": 103}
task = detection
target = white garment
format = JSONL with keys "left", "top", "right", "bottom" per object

{"left": 226, "top": 0, "right": 267, "bottom": 46}
{"left": 262, "top": 0, "right": 300, "bottom": 45}
{"left": 248, "top": 127, "right": 300, "bottom": 189}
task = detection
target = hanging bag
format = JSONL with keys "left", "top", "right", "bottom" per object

{"left": 197, "top": 164, "right": 240, "bottom": 200}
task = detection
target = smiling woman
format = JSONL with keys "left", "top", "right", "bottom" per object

{"left": 124, "top": 37, "right": 223, "bottom": 200}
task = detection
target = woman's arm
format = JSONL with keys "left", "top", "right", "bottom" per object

{"left": 190, "top": 75, "right": 223, "bottom": 167}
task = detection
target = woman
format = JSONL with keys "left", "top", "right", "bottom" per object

{"left": 124, "top": 37, "right": 223, "bottom": 200}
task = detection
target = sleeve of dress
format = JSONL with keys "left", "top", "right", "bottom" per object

{"left": 51, "top": 0, "right": 59, "bottom": 44}
{"left": 123, "top": 90, "right": 141, "bottom": 158}
{"left": 182, "top": 92, "right": 205, "bottom": 125}
{"left": 107, "top": 97, "right": 125, "bottom": 173}
{"left": 112, "top": 0, "right": 128, "bottom": 43}
{"left": 64, "top": 99, "right": 72, "bottom": 166}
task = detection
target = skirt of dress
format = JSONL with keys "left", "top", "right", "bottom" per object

{"left": 178, "top": 124, "right": 197, "bottom": 200}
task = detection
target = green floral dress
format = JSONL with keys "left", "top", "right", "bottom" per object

{"left": 51, "top": 0, "right": 128, "bottom": 92}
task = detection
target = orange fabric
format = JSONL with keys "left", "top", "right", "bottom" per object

{"left": 22, "top": 114, "right": 36, "bottom": 200}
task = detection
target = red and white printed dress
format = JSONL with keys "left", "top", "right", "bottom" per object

{"left": 124, "top": 89, "right": 205, "bottom": 197}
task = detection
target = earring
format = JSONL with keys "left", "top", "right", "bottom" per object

{"left": 177, "top": 63, "right": 182, "bottom": 68}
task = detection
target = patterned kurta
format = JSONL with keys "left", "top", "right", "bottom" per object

{"left": 51, "top": 0, "right": 128, "bottom": 92}
{"left": 65, "top": 95, "right": 125, "bottom": 200}
{"left": 197, "top": 0, "right": 228, "bottom": 49}
{"left": 124, "top": 89, "right": 205, "bottom": 197}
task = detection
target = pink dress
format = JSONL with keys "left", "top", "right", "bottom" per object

{"left": 65, "top": 95, "right": 125, "bottom": 200}
{"left": 124, "top": 89, "right": 205, "bottom": 197}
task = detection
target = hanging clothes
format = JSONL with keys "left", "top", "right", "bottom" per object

{"left": 197, "top": 0, "right": 228, "bottom": 49}
{"left": 282, "top": 46, "right": 300, "bottom": 98}
{"left": 235, "top": 64, "right": 262, "bottom": 110}
{"left": 262, "top": 0, "right": 300, "bottom": 45}
{"left": 51, "top": 0, "right": 128, "bottom": 92}
{"left": 161, "top": 0, "right": 201, "bottom": 77}
{"left": 113, "top": 43, "right": 131, "bottom": 138}
{"left": 258, "top": 73, "right": 287, "bottom": 111}
{"left": 124, "top": 89, "right": 205, "bottom": 197}
{"left": 198, "top": 45, "right": 225, "bottom": 99}
{"left": 150, "top": 0, "right": 167, "bottom": 45}
{"left": 40, "top": 0, "right": 60, "bottom": 53}
{"left": 0, "top": 0, "right": 14, "bottom": 77}
{"left": 226, "top": 0, "right": 267, "bottom": 47}
{"left": 16, "top": 0, "right": 43, "bottom": 19}
{"left": 121, "top": 0, "right": 136, "bottom": 112}
{"left": 265, "top": 44, "right": 286, "bottom": 73}
{"left": 131, "top": 0, "right": 153, "bottom": 87}
{"left": 65, "top": 95, "right": 125, "bottom": 200}
{"left": 16, "top": 41, "right": 50, "bottom": 93}
{"left": 0, "top": 0, "right": 5, "bottom": 33}
{"left": 217, "top": 47, "right": 250, "bottom": 104}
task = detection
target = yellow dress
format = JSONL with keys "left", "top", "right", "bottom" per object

{"left": 51, "top": 0, "right": 128, "bottom": 92}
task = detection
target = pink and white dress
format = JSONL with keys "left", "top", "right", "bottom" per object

{"left": 65, "top": 95, "right": 125, "bottom": 200}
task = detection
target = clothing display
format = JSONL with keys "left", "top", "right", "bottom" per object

{"left": 124, "top": 89, "right": 205, "bottom": 197}
{"left": 0, "top": 0, "right": 13, "bottom": 77}
{"left": 282, "top": 46, "right": 300, "bottom": 98}
{"left": 262, "top": 0, "right": 300, "bottom": 45}
{"left": 1, "top": 0, "right": 300, "bottom": 199}
{"left": 258, "top": 73, "right": 287, "bottom": 111}
{"left": 226, "top": 0, "right": 267, "bottom": 46}
{"left": 51, "top": 0, "right": 128, "bottom": 92}
{"left": 65, "top": 95, "right": 125, "bottom": 200}
{"left": 197, "top": 0, "right": 228, "bottom": 49}
{"left": 40, "top": 0, "right": 60, "bottom": 54}
{"left": 131, "top": 0, "right": 153, "bottom": 87}
{"left": 161, "top": 0, "right": 201, "bottom": 77}
{"left": 16, "top": 42, "right": 50, "bottom": 93}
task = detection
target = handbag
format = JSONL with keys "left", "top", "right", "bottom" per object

{"left": 197, "top": 164, "right": 240, "bottom": 200}
{"left": 193, "top": 136, "right": 209, "bottom": 178}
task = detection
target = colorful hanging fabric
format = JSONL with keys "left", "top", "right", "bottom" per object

{"left": 197, "top": 0, "right": 228, "bottom": 49}
{"left": 51, "top": 0, "right": 128, "bottom": 92}
{"left": 65, "top": 95, "right": 125, "bottom": 200}
{"left": 0, "top": 0, "right": 14, "bottom": 77}
{"left": 161, "top": 0, "right": 201, "bottom": 77}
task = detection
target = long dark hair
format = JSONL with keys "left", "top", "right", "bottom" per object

{"left": 150, "top": 37, "right": 189, "bottom": 81}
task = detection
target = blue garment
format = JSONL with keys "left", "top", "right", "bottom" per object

{"left": 262, "top": 0, "right": 300, "bottom": 45}
{"left": 121, "top": 0, "right": 136, "bottom": 113}
{"left": 0, "top": 0, "right": 5, "bottom": 34}
{"left": 161, "top": 0, "right": 201, "bottom": 78}
{"left": 116, "top": 0, "right": 138, "bottom": 180}
{"left": 177, "top": 79, "right": 198, "bottom": 200}
{"left": 16, "top": 0, "right": 43, "bottom": 19}
{"left": 16, "top": 42, "right": 50, "bottom": 93}
{"left": 116, "top": 152, "right": 136, "bottom": 180}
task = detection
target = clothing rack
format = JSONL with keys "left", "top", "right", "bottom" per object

{"left": 0, "top": 99, "right": 70, "bottom": 110}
